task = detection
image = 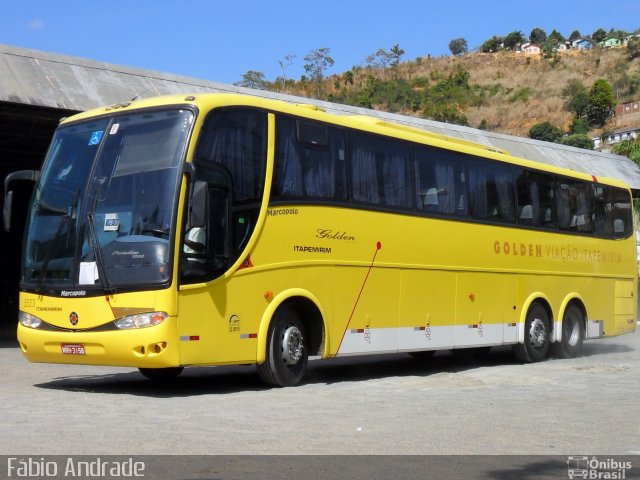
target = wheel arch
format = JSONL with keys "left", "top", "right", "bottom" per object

{"left": 256, "top": 288, "right": 327, "bottom": 364}
{"left": 518, "top": 293, "right": 553, "bottom": 343}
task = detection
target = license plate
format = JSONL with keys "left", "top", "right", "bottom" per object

{"left": 61, "top": 344, "right": 86, "bottom": 355}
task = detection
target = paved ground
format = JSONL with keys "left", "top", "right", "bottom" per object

{"left": 0, "top": 327, "right": 638, "bottom": 458}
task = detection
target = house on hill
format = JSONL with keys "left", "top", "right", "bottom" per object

{"left": 571, "top": 38, "right": 593, "bottom": 50}
{"left": 593, "top": 127, "right": 639, "bottom": 150}
{"left": 519, "top": 42, "right": 542, "bottom": 55}
{"left": 615, "top": 100, "right": 640, "bottom": 118}
{"left": 601, "top": 36, "right": 625, "bottom": 48}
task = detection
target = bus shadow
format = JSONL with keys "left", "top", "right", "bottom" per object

{"left": 34, "top": 365, "right": 268, "bottom": 398}
{"left": 33, "top": 341, "right": 633, "bottom": 397}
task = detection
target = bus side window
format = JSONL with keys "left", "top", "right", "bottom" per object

{"left": 611, "top": 187, "right": 633, "bottom": 238}
{"left": 592, "top": 185, "right": 613, "bottom": 236}
{"left": 516, "top": 170, "right": 555, "bottom": 227}
{"left": 469, "top": 160, "right": 515, "bottom": 223}
{"left": 273, "top": 116, "right": 347, "bottom": 200}
{"left": 558, "top": 180, "right": 593, "bottom": 233}
{"left": 414, "top": 146, "right": 466, "bottom": 216}
{"left": 350, "top": 133, "right": 412, "bottom": 209}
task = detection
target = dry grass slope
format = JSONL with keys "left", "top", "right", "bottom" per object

{"left": 290, "top": 48, "right": 640, "bottom": 138}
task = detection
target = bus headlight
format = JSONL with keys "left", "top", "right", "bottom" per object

{"left": 113, "top": 311, "right": 168, "bottom": 330}
{"left": 19, "top": 311, "right": 43, "bottom": 329}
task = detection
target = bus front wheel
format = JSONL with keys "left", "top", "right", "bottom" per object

{"left": 513, "top": 303, "right": 551, "bottom": 363}
{"left": 551, "top": 304, "right": 585, "bottom": 359}
{"left": 257, "top": 306, "right": 308, "bottom": 387}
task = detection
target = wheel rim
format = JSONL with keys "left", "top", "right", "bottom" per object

{"left": 281, "top": 324, "right": 304, "bottom": 366}
{"left": 529, "top": 317, "right": 548, "bottom": 350}
{"left": 566, "top": 313, "right": 580, "bottom": 347}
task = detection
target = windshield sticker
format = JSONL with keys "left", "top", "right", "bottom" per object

{"left": 109, "top": 124, "right": 120, "bottom": 135}
{"left": 88, "top": 130, "right": 103, "bottom": 146}
{"left": 104, "top": 213, "right": 119, "bottom": 232}
{"left": 79, "top": 262, "right": 99, "bottom": 285}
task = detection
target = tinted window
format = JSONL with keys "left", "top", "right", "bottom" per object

{"left": 196, "top": 109, "right": 268, "bottom": 203}
{"left": 273, "top": 116, "right": 347, "bottom": 199}
{"left": 611, "top": 187, "right": 633, "bottom": 238}
{"left": 516, "top": 170, "right": 556, "bottom": 227}
{"left": 592, "top": 185, "right": 613, "bottom": 235}
{"left": 557, "top": 180, "right": 593, "bottom": 232}
{"left": 414, "top": 146, "right": 467, "bottom": 216}
{"left": 350, "top": 133, "right": 412, "bottom": 209}
{"left": 469, "top": 161, "right": 516, "bottom": 223}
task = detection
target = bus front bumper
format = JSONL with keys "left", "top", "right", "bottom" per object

{"left": 16, "top": 320, "right": 181, "bottom": 368}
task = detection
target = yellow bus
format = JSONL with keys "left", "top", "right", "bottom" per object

{"left": 5, "top": 93, "right": 637, "bottom": 386}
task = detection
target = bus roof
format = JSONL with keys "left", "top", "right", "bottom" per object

{"left": 62, "top": 93, "right": 631, "bottom": 191}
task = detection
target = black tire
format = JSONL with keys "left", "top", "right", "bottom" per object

{"left": 138, "top": 367, "right": 184, "bottom": 381}
{"left": 408, "top": 350, "right": 436, "bottom": 360}
{"left": 257, "top": 306, "right": 308, "bottom": 387}
{"left": 551, "top": 304, "right": 585, "bottom": 359}
{"left": 513, "top": 303, "right": 551, "bottom": 363}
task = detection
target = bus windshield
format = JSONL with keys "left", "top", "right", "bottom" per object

{"left": 22, "top": 108, "right": 194, "bottom": 294}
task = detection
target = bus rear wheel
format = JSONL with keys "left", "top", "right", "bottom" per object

{"left": 513, "top": 303, "right": 551, "bottom": 363}
{"left": 551, "top": 304, "right": 585, "bottom": 359}
{"left": 257, "top": 306, "right": 308, "bottom": 387}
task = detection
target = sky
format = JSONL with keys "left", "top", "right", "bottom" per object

{"left": 1, "top": 0, "right": 639, "bottom": 86}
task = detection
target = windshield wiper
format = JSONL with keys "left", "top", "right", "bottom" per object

{"left": 36, "top": 213, "right": 70, "bottom": 293}
{"left": 86, "top": 212, "right": 116, "bottom": 294}
{"left": 35, "top": 188, "right": 81, "bottom": 292}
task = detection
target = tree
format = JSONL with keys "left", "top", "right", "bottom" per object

{"left": 560, "top": 134, "right": 593, "bottom": 149}
{"left": 568, "top": 90, "right": 591, "bottom": 119}
{"left": 627, "top": 36, "right": 640, "bottom": 60}
{"left": 503, "top": 31, "right": 525, "bottom": 50}
{"left": 569, "top": 117, "right": 590, "bottom": 135}
{"left": 612, "top": 139, "right": 640, "bottom": 165}
{"left": 592, "top": 28, "right": 607, "bottom": 43}
{"left": 568, "top": 30, "right": 581, "bottom": 42}
{"left": 542, "top": 38, "right": 559, "bottom": 58}
{"left": 304, "top": 48, "right": 335, "bottom": 98}
{"left": 530, "top": 27, "right": 547, "bottom": 45}
{"left": 449, "top": 37, "right": 468, "bottom": 56}
{"left": 562, "top": 79, "right": 586, "bottom": 99}
{"left": 529, "top": 122, "right": 563, "bottom": 142}
{"left": 389, "top": 44, "right": 405, "bottom": 67}
{"left": 548, "top": 29, "right": 566, "bottom": 44}
{"left": 234, "top": 70, "right": 269, "bottom": 90}
{"left": 366, "top": 48, "right": 393, "bottom": 70}
{"left": 586, "top": 79, "right": 616, "bottom": 126}
{"left": 480, "top": 36, "right": 503, "bottom": 53}
{"left": 608, "top": 28, "right": 628, "bottom": 40}
{"left": 277, "top": 54, "right": 296, "bottom": 92}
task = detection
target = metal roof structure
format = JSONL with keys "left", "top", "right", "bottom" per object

{"left": 2, "top": 43, "right": 640, "bottom": 190}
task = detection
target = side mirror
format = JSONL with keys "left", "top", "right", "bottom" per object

{"left": 3, "top": 170, "right": 39, "bottom": 232}
{"left": 188, "top": 180, "right": 208, "bottom": 228}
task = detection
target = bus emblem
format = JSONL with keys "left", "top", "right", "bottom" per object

{"left": 69, "top": 312, "right": 79, "bottom": 326}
